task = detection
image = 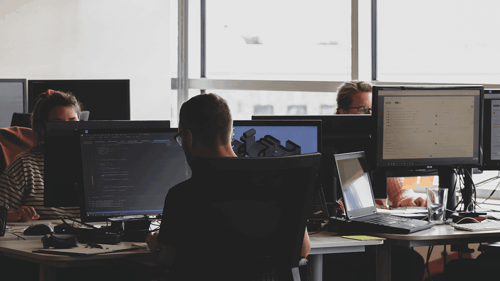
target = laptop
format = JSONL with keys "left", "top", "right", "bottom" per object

{"left": 333, "top": 151, "right": 434, "bottom": 234}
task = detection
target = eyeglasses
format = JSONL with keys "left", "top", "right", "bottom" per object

{"left": 346, "top": 106, "right": 371, "bottom": 114}
{"left": 174, "top": 131, "right": 183, "bottom": 146}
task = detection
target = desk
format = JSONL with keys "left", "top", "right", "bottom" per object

{"left": 308, "top": 231, "right": 384, "bottom": 281}
{"left": 0, "top": 221, "right": 151, "bottom": 281}
{"left": 373, "top": 223, "right": 500, "bottom": 281}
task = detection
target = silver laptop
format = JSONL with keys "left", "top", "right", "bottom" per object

{"left": 334, "top": 151, "right": 434, "bottom": 234}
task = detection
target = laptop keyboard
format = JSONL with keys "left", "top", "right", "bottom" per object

{"left": 357, "top": 214, "right": 430, "bottom": 231}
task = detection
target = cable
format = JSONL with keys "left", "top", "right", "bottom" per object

{"left": 482, "top": 179, "right": 500, "bottom": 204}
{"left": 426, "top": 245, "right": 435, "bottom": 281}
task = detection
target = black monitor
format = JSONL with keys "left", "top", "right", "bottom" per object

{"left": 252, "top": 114, "right": 371, "bottom": 158}
{"left": 373, "top": 85, "right": 484, "bottom": 214}
{"left": 28, "top": 80, "right": 130, "bottom": 121}
{"left": 482, "top": 90, "right": 500, "bottom": 170}
{"left": 78, "top": 126, "right": 190, "bottom": 223}
{"left": 372, "top": 85, "right": 483, "bottom": 169}
{"left": 232, "top": 120, "right": 321, "bottom": 158}
{"left": 44, "top": 120, "right": 171, "bottom": 208}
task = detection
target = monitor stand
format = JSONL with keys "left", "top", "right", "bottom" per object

{"left": 439, "top": 167, "right": 485, "bottom": 218}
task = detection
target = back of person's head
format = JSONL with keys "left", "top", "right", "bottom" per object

{"left": 179, "top": 93, "right": 232, "bottom": 147}
{"left": 335, "top": 81, "right": 372, "bottom": 114}
{"left": 31, "top": 89, "right": 83, "bottom": 146}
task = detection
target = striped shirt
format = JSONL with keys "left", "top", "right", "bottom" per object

{"left": 0, "top": 146, "right": 80, "bottom": 220}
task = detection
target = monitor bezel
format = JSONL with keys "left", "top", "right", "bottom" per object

{"left": 482, "top": 90, "right": 500, "bottom": 170}
{"left": 28, "top": 79, "right": 131, "bottom": 121}
{"left": 77, "top": 126, "right": 186, "bottom": 223}
{"left": 232, "top": 119, "right": 322, "bottom": 158}
{"left": 372, "top": 85, "right": 484, "bottom": 169}
{"left": 44, "top": 120, "right": 170, "bottom": 210}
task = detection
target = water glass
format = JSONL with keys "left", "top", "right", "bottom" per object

{"left": 426, "top": 187, "right": 448, "bottom": 224}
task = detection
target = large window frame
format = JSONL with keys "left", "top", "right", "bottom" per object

{"left": 171, "top": 0, "right": 500, "bottom": 206}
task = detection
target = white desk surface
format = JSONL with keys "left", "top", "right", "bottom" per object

{"left": 1, "top": 220, "right": 151, "bottom": 268}
{"left": 372, "top": 223, "right": 500, "bottom": 247}
{"left": 309, "top": 231, "right": 384, "bottom": 255}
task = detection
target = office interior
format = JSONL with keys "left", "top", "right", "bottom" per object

{"left": 2, "top": 1, "right": 500, "bottom": 280}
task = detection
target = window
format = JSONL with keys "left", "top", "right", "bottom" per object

{"left": 377, "top": 0, "right": 500, "bottom": 84}
{"left": 254, "top": 105, "right": 274, "bottom": 116}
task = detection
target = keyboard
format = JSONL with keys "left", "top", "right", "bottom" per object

{"left": 354, "top": 214, "right": 434, "bottom": 234}
{"left": 451, "top": 220, "right": 500, "bottom": 231}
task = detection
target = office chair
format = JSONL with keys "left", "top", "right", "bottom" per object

{"left": 160, "top": 152, "right": 321, "bottom": 281}
{"left": 0, "top": 127, "right": 36, "bottom": 174}
{"left": 10, "top": 113, "right": 32, "bottom": 128}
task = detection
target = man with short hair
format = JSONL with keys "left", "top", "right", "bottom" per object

{"left": 146, "top": 93, "right": 310, "bottom": 280}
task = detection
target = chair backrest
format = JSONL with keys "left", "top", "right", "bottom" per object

{"left": 177, "top": 153, "right": 321, "bottom": 279}
{"left": 10, "top": 113, "right": 32, "bottom": 128}
{"left": 0, "top": 127, "right": 36, "bottom": 174}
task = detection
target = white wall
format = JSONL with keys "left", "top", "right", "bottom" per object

{"left": 0, "top": 0, "right": 170, "bottom": 120}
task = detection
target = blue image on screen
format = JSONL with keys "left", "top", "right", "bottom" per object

{"left": 232, "top": 126, "right": 318, "bottom": 157}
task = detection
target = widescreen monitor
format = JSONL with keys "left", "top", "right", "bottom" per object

{"left": 372, "top": 85, "right": 483, "bottom": 169}
{"left": 482, "top": 90, "right": 500, "bottom": 170}
{"left": 28, "top": 80, "right": 130, "bottom": 121}
{"left": 252, "top": 115, "right": 372, "bottom": 159}
{"left": 44, "top": 120, "right": 171, "bottom": 208}
{"left": 232, "top": 120, "right": 321, "bottom": 158}
{"left": 79, "top": 127, "right": 190, "bottom": 222}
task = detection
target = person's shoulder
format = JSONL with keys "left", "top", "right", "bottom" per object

{"left": 168, "top": 178, "right": 196, "bottom": 196}
{"left": 14, "top": 146, "right": 43, "bottom": 160}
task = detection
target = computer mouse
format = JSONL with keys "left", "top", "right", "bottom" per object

{"left": 23, "top": 224, "right": 54, "bottom": 235}
{"left": 54, "top": 223, "right": 77, "bottom": 234}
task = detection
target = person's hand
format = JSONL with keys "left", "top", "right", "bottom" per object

{"left": 7, "top": 206, "right": 40, "bottom": 222}
{"left": 146, "top": 232, "right": 159, "bottom": 251}
{"left": 414, "top": 197, "right": 427, "bottom": 207}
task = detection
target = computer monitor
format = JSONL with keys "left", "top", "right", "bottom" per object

{"left": 372, "top": 85, "right": 483, "bottom": 169}
{"left": 0, "top": 79, "right": 27, "bottom": 128}
{"left": 373, "top": 85, "right": 484, "bottom": 214}
{"left": 28, "top": 80, "right": 130, "bottom": 121}
{"left": 232, "top": 120, "right": 321, "bottom": 158}
{"left": 78, "top": 126, "right": 190, "bottom": 223}
{"left": 44, "top": 120, "right": 171, "bottom": 208}
{"left": 482, "top": 90, "right": 500, "bottom": 170}
{"left": 252, "top": 114, "right": 371, "bottom": 158}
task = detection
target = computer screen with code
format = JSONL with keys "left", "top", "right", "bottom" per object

{"left": 79, "top": 129, "right": 190, "bottom": 222}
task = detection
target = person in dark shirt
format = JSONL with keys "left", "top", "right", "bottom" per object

{"left": 146, "top": 93, "right": 310, "bottom": 280}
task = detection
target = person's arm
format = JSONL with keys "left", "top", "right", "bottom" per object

{"left": 7, "top": 206, "right": 39, "bottom": 222}
{"left": 0, "top": 161, "right": 39, "bottom": 222}
{"left": 387, "top": 177, "right": 427, "bottom": 207}
{"left": 146, "top": 232, "right": 176, "bottom": 266}
{"left": 301, "top": 229, "right": 311, "bottom": 258}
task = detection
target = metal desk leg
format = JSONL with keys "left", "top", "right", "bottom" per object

{"left": 308, "top": 254, "right": 323, "bottom": 281}
{"left": 375, "top": 243, "right": 391, "bottom": 281}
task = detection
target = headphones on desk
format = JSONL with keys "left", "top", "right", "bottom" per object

{"left": 41, "top": 234, "right": 78, "bottom": 249}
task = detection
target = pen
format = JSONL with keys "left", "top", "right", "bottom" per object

{"left": 86, "top": 242, "right": 103, "bottom": 249}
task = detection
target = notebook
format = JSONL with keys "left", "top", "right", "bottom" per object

{"left": 334, "top": 151, "right": 434, "bottom": 234}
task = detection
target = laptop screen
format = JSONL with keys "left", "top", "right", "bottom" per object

{"left": 335, "top": 151, "right": 378, "bottom": 219}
